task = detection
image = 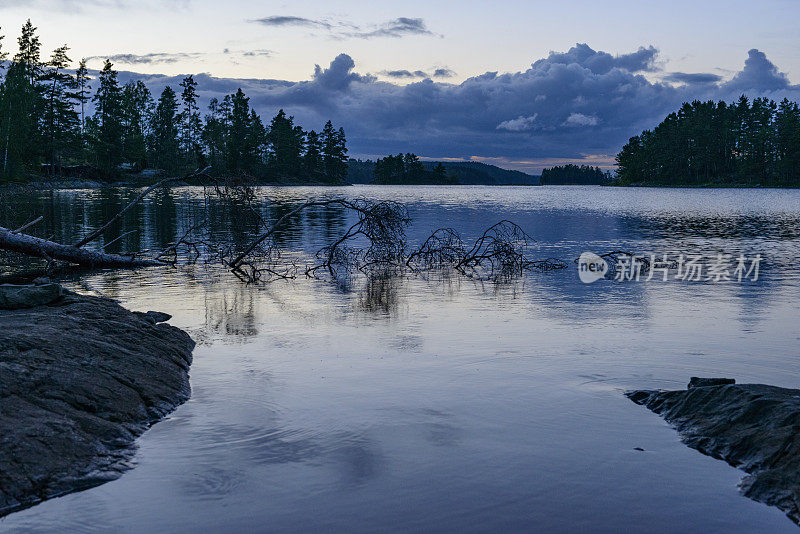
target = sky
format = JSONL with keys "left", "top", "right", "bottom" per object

{"left": 2, "top": 0, "right": 800, "bottom": 172}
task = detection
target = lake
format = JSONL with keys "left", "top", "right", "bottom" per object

{"left": 2, "top": 185, "right": 800, "bottom": 533}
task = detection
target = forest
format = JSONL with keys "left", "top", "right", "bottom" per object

{"left": 616, "top": 97, "right": 800, "bottom": 186}
{"left": 0, "top": 21, "right": 349, "bottom": 184}
{"left": 372, "top": 154, "right": 458, "bottom": 184}
{"left": 540, "top": 164, "right": 612, "bottom": 185}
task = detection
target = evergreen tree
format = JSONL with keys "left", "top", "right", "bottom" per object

{"left": 321, "top": 121, "right": 347, "bottom": 183}
{"left": 75, "top": 58, "right": 91, "bottom": 136}
{"left": 150, "top": 86, "right": 180, "bottom": 173}
{"left": 303, "top": 129, "right": 324, "bottom": 180}
{"left": 120, "top": 80, "right": 152, "bottom": 169}
{"left": 179, "top": 74, "right": 202, "bottom": 169}
{"left": 1, "top": 20, "right": 46, "bottom": 177}
{"left": 40, "top": 44, "right": 80, "bottom": 173}
{"left": 88, "top": 60, "right": 124, "bottom": 174}
{"left": 267, "top": 109, "right": 304, "bottom": 179}
{"left": 227, "top": 89, "right": 254, "bottom": 174}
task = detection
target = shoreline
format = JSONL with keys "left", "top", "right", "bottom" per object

{"left": 0, "top": 285, "right": 195, "bottom": 517}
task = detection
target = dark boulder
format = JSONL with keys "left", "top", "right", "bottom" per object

{"left": 627, "top": 378, "right": 800, "bottom": 525}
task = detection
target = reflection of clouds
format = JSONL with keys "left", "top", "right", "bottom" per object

{"left": 332, "top": 437, "right": 384, "bottom": 486}
{"left": 179, "top": 466, "right": 246, "bottom": 501}
{"left": 187, "top": 421, "right": 384, "bottom": 485}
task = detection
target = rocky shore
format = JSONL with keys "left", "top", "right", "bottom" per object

{"left": 628, "top": 378, "right": 800, "bottom": 526}
{"left": 0, "top": 284, "right": 195, "bottom": 516}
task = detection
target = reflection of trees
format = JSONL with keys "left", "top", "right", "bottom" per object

{"left": 203, "top": 283, "right": 258, "bottom": 340}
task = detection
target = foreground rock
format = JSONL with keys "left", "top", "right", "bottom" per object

{"left": 0, "top": 287, "right": 194, "bottom": 516}
{"left": 627, "top": 378, "right": 800, "bottom": 526}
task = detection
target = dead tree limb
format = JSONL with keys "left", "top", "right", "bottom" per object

{"left": 0, "top": 226, "right": 160, "bottom": 268}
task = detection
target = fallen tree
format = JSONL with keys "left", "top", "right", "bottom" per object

{"left": 0, "top": 225, "right": 160, "bottom": 268}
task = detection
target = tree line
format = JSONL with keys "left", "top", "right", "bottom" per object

{"left": 616, "top": 96, "right": 800, "bottom": 186}
{"left": 373, "top": 153, "right": 457, "bottom": 184}
{"left": 0, "top": 21, "right": 348, "bottom": 183}
{"left": 540, "top": 164, "right": 612, "bottom": 185}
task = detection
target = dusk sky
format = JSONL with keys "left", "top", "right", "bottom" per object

{"left": 3, "top": 0, "right": 800, "bottom": 172}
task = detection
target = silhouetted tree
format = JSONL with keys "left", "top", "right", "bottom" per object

{"left": 149, "top": 86, "right": 180, "bottom": 173}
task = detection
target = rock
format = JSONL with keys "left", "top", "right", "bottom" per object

{"left": 626, "top": 379, "right": 800, "bottom": 526}
{"left": 0, "top": 290, "right": 194, "bottom": 517}
{"left": 133, "top": 310, "right": 173, "bottom": 325}
{"left": 688, "top": 377, "right": 736, "bottom": 388}
{"left": 0, "top": 283, "right": 62, "bottom": 310}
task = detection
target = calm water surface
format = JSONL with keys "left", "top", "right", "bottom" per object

{"left": 2, "top": 185, "right": 800, "bottom": 533}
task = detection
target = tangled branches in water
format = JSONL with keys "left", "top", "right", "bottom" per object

{"left": 407, "top": 221, "right": 566, "bottom": 280}
{"left": 221, "top": 199, "right": 567, "bottom": 284}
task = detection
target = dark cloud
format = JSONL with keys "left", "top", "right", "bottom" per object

{"left": 85, "top": 52, "right": 202, "bottom": 64}
{"left": 382, "top": 68, "right": 451, "bottom": 79}
{"left": 110, "top": 45, "right": 800, "bottom": 172}
{"left": 533, "top": 43, "right": 658, "bottom": 74}
{"left": 724, "top": 48, "right": 790, "bottom": 92}
{"left": 250, "top": 15, "right": 436, "bottom": 40}
{"left": 242, "top": 49, "right": 273, "bottom": 58}
{"left": 249, "top": 16, "right": 331, "bottom": 29}
{"left": 384, "top": 70, "right": 417, "bottom": 79}
{"left": 345, "top": 17, "right": 435, "bottom": 39}
{"left": 663, "top": 72, "right": 723, "bottom": 84}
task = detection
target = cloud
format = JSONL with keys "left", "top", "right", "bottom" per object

{"left": 242, "top": 49, "right": 273, "bottom": 58}
{"left": 312, "top": 53, "right": 371, "bottom": 91}
{"left": 497, "top": 114, "right": 538, "bottom": 132}
{"left": 109, "top": 45, "right": 800, "bottom": 173}
{"left": 563, "top": 113, "right": 599, "bottom": 127}
{"left": 724, "top": 48, "right": 790, "bottom": 92}
{"left": 86, "top": 52, "right": 203, "bottom": 64}
{"left": 249, "top": 15, "right": 437, "bottom": 40}
{"left": 382, "top": 67, "right": 455, "bottom": 80}
{"left": 346, "top": 17, "right": 435, "bottom": 39}
{"left": 249, "top": 16, "right": 331, "bottom": 29}
{"left": 533, "top": 43, "right": 659, "bottom": 74}
{"left": 663, "top": 72, "right": 723, "bottom": 84}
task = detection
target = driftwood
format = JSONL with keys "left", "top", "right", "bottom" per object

{"left": 0, "top": 226, "right": 159, "bottom": 268}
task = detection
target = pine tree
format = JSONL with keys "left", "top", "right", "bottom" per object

{"left": 89, "top": 60, "right": 124, "bottom": 174}
{"left": 303, "top": 130, "right": 324, "bottom": 180}
{"left": 321, "top": 121, "right": 347, "bottom": 183}
{"left": 150, "top": 86, "right": 180, "bottom": 173}
{"left": 75, "top": 58, "right": 91, "bottom": 136}
{"left": 40, "top": 44, "right": 80, "bottom": 173}
{"left": 267, "top": 109, "right": 304, "bottom": 179}
{"left": 179, "top": 74, "right": 202, "bottom": 169}
{"left": 120, "top": 80, "right": 153, "bottom": 169}
{"left": 227, "top": 89, "right": 252, "bottom": 174}
{"left": 1, "top": 20, "right": 46, "bottom": 177}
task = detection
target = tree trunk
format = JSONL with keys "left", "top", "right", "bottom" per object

{"left": 0, "top": 226, "right": 159, "bottom": 268}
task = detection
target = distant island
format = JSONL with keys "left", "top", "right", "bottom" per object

{"left": 616, "top": 96, "right": 800, "bottom": 187}
{"left": 540, "top": 164, "right": 612, "bottom": 185}
{"left": 348, "top": 157, "right": 539, "bottom": 186}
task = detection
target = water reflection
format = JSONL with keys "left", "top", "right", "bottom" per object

{"left": 3, "top": 185, "right": 800, "bottom": 533}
